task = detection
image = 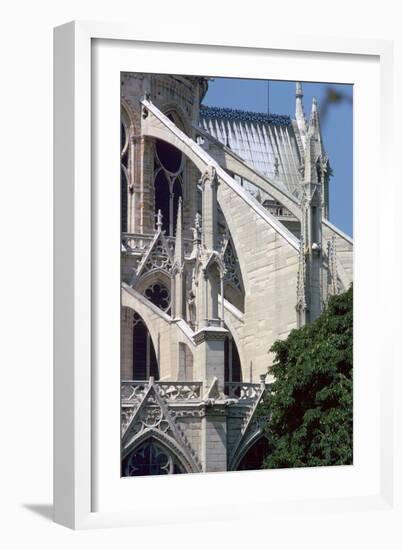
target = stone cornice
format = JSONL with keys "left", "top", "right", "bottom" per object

{"left": 193, "top": 326, "right": 228, "bottom": 345}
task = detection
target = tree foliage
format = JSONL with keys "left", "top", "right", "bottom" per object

{"left": 259, "top": 286, "right": 353, "bottom": 469}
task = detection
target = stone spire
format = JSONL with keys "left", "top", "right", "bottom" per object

{"left": 309, "top": 97, "right": 321, "bottom": 143}
{"left": 174, "top": 197, "right": 184, "bottom": 265}
{"left": 173, "top": 198, "right": 185, "bottom": 319}
{"left": 298, "top": 124, "right": 323, "bottom": 324}
{"left": 156, "top": 209, "right": 163, "bottom": 232}
{"left": 295, "top": 81, "right": 307, "bottom": 149}
{"left": 307, "top": 96, "right": 329, "bottom": 218}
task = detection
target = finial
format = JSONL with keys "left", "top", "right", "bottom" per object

{"left": 309, "top": 97, "right": 319, "bottom": 130}
{"left": 174, "top": 198, "right": 183, "bottom": 264}
{"left": 175, "top": 197, "right": 182, "bottom": 236}
{"left": 156, "top": 209, "right": 163, "bottom": 231}
{"left": 296, "top": 81, "right": 303, "bottom": 98}
{"left": 177, "top": 196, "right": 182, "bottom": 215}
{"left": 192, "top": 212, "right": 202, "bottom": 244}
{"left": 295, "top": 81, "right": 307, "bottom": 143}
{"left": 195, "top": 212, "right": 202, "bottom": 232}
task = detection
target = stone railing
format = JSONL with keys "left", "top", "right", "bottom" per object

{"left": 121, "top": 380, "right": 149, "bottom": 406}
{"left": 224, "top": 382, "right": 264, "bottom": 401}
{"left": 156, "top": 381, "right": 203, "bottom": 401}
{"left": 122, "top": 379, "right": 268, "bottom": 405}
{"left": 121, "top": 233, "right": 154, "bottom": 253}
{"left": 121, "top": 380, "right": 203, "bottom": 404}
{"left": 121, "top": 232, "right": 193, "bottom": 256}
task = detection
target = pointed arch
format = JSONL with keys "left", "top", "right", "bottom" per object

{"left": 224, "top": 332, "right": 242, "bottom": 385}
{"left": 122, "top": 428, "right": 198, "bottom": 475}
{"left": 153, "top": 109, "right": 187, "bottom": 237}
{"left": 121, "top": 306, "right": 159, "bottom": 381}
{"left": 234, "top": 435, "right": 269, "bottom": 471}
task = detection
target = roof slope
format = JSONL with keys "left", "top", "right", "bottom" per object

{"left": 199, "top": 105, "right": 302, "bottom": 198}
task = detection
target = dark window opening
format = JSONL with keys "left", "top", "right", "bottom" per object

{"left": 237, "top": 438, "right": 269, "bottom": 471}
{"left": 132, "top": 313, "right": 159, "bottom": 380}
{"left": 156, "top": 139, "right": 182, "bottom": 174}
{"left": 122, "top": 439, "right": 185, "bottom": 477}
{"left": 121, "top": 167, "right": 128, "bottom": 232}
{"left": 144, "top": 283, "right": 171, "bottom": 314}
{"left": 224, "top": 335, "right": 242, "bottom": 396}
{"left": 154, "top": 171, "right": 170, "bottom": 234}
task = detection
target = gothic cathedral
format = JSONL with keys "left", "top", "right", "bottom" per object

{"left": 120, "top": 74, "right": 353, "bottom": 476}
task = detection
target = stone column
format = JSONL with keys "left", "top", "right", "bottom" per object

{"left": 194, "top": 327, "right": 228, "bottom": 393}
{"left": 121, "top": 307, "right": 134, "bottom": 379}
{"left": 139, "top": 136, "right": 155, "bottom": 234}
{"left": 200, "top": 165, "right": 218, "bottom": 251}
{"left": 299, "top": 103, "right": 325, "bottom": 324}
{"left": 201, "top": 405, "right": 228, "bottom": 472}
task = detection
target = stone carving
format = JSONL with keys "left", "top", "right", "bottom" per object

{"left": 121, "top": 381, "right": 203, "bottom": 404}
{"left": 225, "top": 382, "right": 262, "bottom": 401}
{"left": 223, "top": 239, "right": 242, "bottom": 291}
{"left": 327, "top": 235, "right": 339, "bottom": 296}
{"left": 142, "top": 237, "right": 173, "bottom": 273}
{"left": 122, "top": 380, "right": 202, "bottom": 472}
{"left": 156, "top": 382, "right": 203, "bottom": 401}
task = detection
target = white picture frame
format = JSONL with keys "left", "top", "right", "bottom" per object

{"left": 54, "top": 21, "right": 399, "bottom": 531}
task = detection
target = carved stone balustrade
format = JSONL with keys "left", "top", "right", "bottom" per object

{"left": 224, "top": 382, "right": 265, "bottom": 401}
{"left": 121, "top": 233, "right": 154, "bottom": 254}
{"left": 122, "top": 232, "right": 193, "bottom": 257}
{"left": 121, "top": 380, "right": 203, "bottom": 404}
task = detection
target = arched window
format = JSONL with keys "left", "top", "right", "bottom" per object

{"left": 224, "top": 334, "right": 242, "bottom": 396}
{"left": 122, "top": 439, "right": 185, "bottom": 476}
{"left": 154, "top": 170, "right": 170, "bottom": 234}
{"left": 153, "top": 112, "right": 184, "bottom": 236}
{"left": 236, "top": 437, "right": 269, "bottom": 471}
{"left": 121, "top": 121, "right": 129, "bottom": 232}
{"left": 132, "top": 313, "right": 159, "bottom": 380}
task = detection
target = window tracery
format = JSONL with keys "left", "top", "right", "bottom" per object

{"left": 122, "top": 439, "right": 185, "bottom": 476}
{"left": 223, "top": 240, "right": 241, "bottom": 291}
{"left": 153, "top": 113, "right": 184, "bottom": 236}
{"left": 144, "top": 282, "right": 171, "bottom": 314}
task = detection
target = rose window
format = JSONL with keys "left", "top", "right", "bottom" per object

{"left": 144, "top": 283, "right": 171, "bottom": 314}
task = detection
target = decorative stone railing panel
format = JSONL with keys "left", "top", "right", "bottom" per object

{"left": 121, "top": 380, "right": 203, "bottom": 404}
{"left": 121, "top": 233, "right": 154, "bottom": 253}
{"left": 224, "top": 382, "right": 263, "bottom": 401}
{"left": 122, "top": 232, "right": 193, "bottom": 257}
{"left": 121, "top": 381, "right": 149, "bottom": 406}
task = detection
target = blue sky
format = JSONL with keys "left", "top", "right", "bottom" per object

{"left": 203, "top": 78, "right": 353, "bottom": 237}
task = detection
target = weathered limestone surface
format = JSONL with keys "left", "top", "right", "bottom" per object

{"left": 217, "top": 179, "right": 299, "bottom": 378}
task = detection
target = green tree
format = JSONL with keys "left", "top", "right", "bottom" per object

{"left": 259, "top": 286, "right": 353, "bottom": 469}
